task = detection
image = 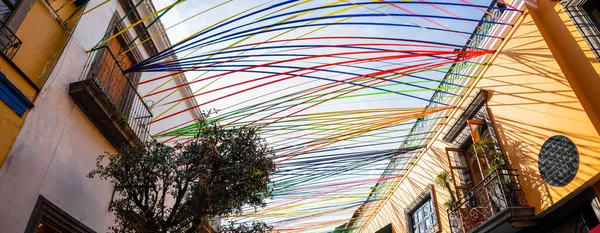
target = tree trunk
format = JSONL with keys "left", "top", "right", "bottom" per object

{"left": 446, "top": 182, "right": 457, "bottom": 202}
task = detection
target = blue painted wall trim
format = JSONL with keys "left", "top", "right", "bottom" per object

{"left": 0, "top": 71, "right": 34, "bottom": 117}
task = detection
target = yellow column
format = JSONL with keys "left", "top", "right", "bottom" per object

{"left": 527, "top": 1, "right": 600, "bottom": 136}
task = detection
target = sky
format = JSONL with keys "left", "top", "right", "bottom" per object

{"left": 143, "top": 0, "right": 501, "bottom": 231}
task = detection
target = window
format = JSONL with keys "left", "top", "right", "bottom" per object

{"left": 405, "top": 186, "right": 439, "bottom": 233}
{"left": 443, "top": 90, "right": 503, "bottom": 193}
{"left": 446, "top": 123, "right": 498, "bottom": 193}
{"left": 0, "top": 0, "right": 17, "bottom": 21}
{"left": 410, "top": 197, "right": 437, "bottom": 233}
{"left": 0, "top": 71, "right": 33, "bottom": 117}
{"left": 446, "top": 148, "right": 474, "bottom": 193}
{"left": 563, "top": 0, "right": 600, "bottom": 60}
{"left": 25, "top": 196, "right": 94, "bottom": 233}
{"left": 467, "top": 120, "right": 485, "bottom": 143}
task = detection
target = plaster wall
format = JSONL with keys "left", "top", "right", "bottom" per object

{"left": 0, "top": 59, "right": 36, "bottom": 170}
{"left": 11, "top": 0, "right": 76, "bottom": 87}
{"left": 0, "top": 0, "right": 197, "bottom": 232}
{"left": 360, "top": 7, "right": 600, "bottom": 233}
{"left": 479, "top": 7, "right": 600, "bottom": 215}
{"left": 0, "top": 0, "right": 77, "bottom": 168}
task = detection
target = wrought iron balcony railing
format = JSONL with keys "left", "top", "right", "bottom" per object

{"left": 0, "top": 19, "right": 22, "bottom": 59}
{"left": 69, "top": 45, "right": 152, "bottom": 148}
{"left": 447, "top": 169, "right": 530, "bottom": 233}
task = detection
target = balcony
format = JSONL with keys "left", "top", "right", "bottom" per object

{"left": 0, "top": 19, "right": 22, "bottom": 59}
{"left": 447, "top": 169, "right": 535, "bottom": 233}
{"left": 69, "top": 45, "right": 151, "bottom": 150}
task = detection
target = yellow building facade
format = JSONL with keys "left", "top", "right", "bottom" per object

{"left": 0, "top": 0, "right": 80, "bottom": 167}
{"left": 353, "top": 0, "right": 600, "bottom": 232}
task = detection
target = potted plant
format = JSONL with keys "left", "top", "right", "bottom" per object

{"left": 471, "top": 138, "right": 508, "bottom": 211}
{"left": 471, "top": 137, "right": 505, "bottom": 175}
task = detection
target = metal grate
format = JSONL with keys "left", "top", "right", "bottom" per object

{"left": 0, "top": 19, "right": 21, "bottom": 59}
{"left": 80, "top": 45, "right": 152, "bottom": 143}
{"left": 538, "top": 135, "right": 579, "bottom": 187}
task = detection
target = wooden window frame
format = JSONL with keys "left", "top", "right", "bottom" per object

{"left": 0, "top": 71, "right": 33, "bottom": 116}
{"left": 447, "top": 119, "right": 495, "bottom": 192}
{"left": 467, "top": 119, "right": 486, "bottom": 144}
{"left": 24, "top": 196, "right": 95, "bottom": 233}
{"left": 445, "top": 148, "right": 474, "bottom": 192}
{"left": 101, "top": 12, "right": 144, "bottom": 72}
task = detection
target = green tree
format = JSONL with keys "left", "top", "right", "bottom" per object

{"left": 88, "top": 121, "right": 276, "bottom": 233}
{"left": 219, "top": 220, "right": 276, "bottom": 233}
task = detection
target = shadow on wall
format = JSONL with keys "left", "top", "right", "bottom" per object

{"left": 479, "top": 11, "right": 600, "bottom": 214}
{"left": 367, "top": 146, "right": 452, "bottom": 232}
{"left": 495, "top": 123, "right": 554, "bottom": 210}
{"left": 366, "top": 9, "right": 600, "bottom": 231}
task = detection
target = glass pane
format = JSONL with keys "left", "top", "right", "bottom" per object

{"left": 428, "top": 199, "right": 434, "bottom": 215}
{"left": 457, "top": 153, "right": 468, "bottom": 167}
{"left": 481, "top": 128, "right": 491, "bottom": 142}
{"left": 452, "top": 169, "right": 472, "bottom": 187}
{"left": 0, "top": 1, "right": 11, "bottom": 22}
{"left": 448, "top": 150, "right": 468, "bottom": 167}
{"left": 412, "top": 198, "right": 439, "bottom": 233}
{"left": 415, "top": 209, "right": 421, "bottom": 222}
{"left": 423, "top": 201, "right": 430, "bottom": 216}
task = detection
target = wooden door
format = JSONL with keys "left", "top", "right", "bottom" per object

{"left": 93, "top": 36, "right": 136, "bottom": 114}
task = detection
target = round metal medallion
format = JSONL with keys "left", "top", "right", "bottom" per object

{"left": 538, "top": 135, "right": 578, "bottom": 187}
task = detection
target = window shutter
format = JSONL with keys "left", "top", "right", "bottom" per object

{"left": 467, "top": 120, "right": 486, "bottom": 143}
{"left": 445, "top": 148, "right": 474, "bottom": 191}
{"left": 0, "top": 72, "right": 34, "bottom": 117}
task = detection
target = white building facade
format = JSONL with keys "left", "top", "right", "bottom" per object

{"left": 0, "top": 0, "right": 200, "bottom": 232}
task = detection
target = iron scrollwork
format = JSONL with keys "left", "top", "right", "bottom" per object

{"left": 447, "top": 169, "right": 527, "bottom": 233}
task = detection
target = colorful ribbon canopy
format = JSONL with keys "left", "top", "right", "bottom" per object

{"left": 89, "top": 0, "right": 521, "bottom": 231}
